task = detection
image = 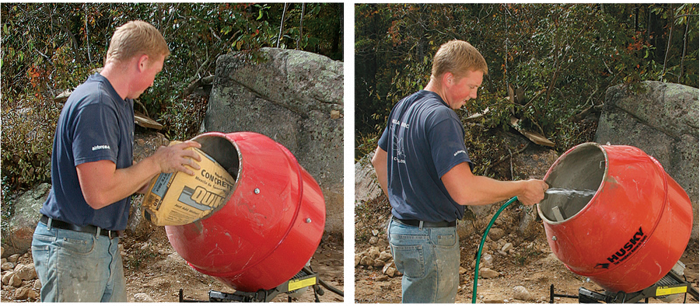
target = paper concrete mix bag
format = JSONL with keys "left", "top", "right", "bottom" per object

{"left": 142, "top": 141, "right": 236, "bottom": 226}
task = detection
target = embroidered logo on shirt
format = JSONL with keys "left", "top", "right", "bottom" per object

{"left": 454, "top": 150, "right": 467, "bottom": 157}
{"left": 92, "top": 145, "right": 111, "bottom": 151}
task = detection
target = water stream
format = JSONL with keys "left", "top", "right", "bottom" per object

{"left": 545, "top": 187, "right": 597, "bottom": 198}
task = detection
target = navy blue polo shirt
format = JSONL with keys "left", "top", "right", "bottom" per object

{"left": 40, "top": 73, "right": 134, "bottom": 230}
{"left": 378, "top": 90, "right": 473, "bottom": 222}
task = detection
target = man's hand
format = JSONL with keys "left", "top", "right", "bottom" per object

{"left": 152, "top": 140, "right": 202, "bottom": 175}
{"left": 517, "top": 179, "right": 549, "bottom": 206}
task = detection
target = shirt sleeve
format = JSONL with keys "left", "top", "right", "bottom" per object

{"left": 427, "top": 112, "right": 473, "bottom": 178}
{"left": 71, "top": 102, "right": 120, "bottom": 166}
{"left": 377, "top": 125, "right": 389, "bottom": 151}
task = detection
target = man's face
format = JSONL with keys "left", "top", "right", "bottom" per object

{"left": 444, "top": 70, "right": 483, "bottom": 110}
{"left": 129, "top": 55, "right": 164, "bottom": 99}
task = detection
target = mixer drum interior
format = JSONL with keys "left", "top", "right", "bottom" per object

{"left": 196, "top": 134, "right": 240, "bottom": 183}
{"left": 539, "top": 144, "right": 605, "bottom": 222}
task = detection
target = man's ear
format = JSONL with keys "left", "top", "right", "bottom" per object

{"left": 136, "top": 54, "right": 150, "bottom": 72}
{"left": 443, "top": 72, "right": 454, "bottom": 86}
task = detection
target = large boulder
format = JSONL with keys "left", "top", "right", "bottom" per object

{"left": 354, "top": 154, "right": 382, "bottom": 205}
{"left": 203, "top": 48, "right": 344, "bottom": 234}
{"left": 595, "top": 81, "right": 699, "bottom": 240}
{"left": 1, "top": 183, "right": 50, "bottom": 257}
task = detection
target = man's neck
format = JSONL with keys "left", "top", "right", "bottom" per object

{"left": 424, "top": 78, "right": 447, "bottom": 102}
{"left": 100, "top": 62, "right": 131, "bottom": 100}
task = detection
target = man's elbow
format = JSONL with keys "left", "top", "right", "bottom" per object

{"left": 371, "top": 152, "right": 383, "bottom": 170}
{"left": 451, "top": 194, "right": 471, "bottom": 206}
{"left": 449, "top": 191, "right": 483, "bottom": 207}
{"left": 83, "top": 192, "right": 110, "bottom": 210}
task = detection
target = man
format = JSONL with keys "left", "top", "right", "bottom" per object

{"left": 371, "top": 40, "right": 548, "bottom": 303}
{"left": 31, "top": 20, "right": 202, "bottom": 302}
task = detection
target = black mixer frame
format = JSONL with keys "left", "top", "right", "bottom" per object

{"left": 549, "top": 269, "right": 698, "bottom": 303}
{"left": 178, "top": 266, "right": 341, "bottom": 302}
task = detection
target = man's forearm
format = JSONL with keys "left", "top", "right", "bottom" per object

{"left": 77, "top": 157, "right": 161, "bottom": 209}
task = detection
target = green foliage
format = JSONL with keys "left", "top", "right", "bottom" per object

{"left": 1, "top": 3, "right": 342, "bottom": 192}
{"left": 355, "top": 4, "right": 698, "bottom": 163}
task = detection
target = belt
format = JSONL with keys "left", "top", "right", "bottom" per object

{"left": 40, "top": 215, "right": 122, "bottom": 239}
{"left": 393, "top": 216, "right": 456, "bottom": 228}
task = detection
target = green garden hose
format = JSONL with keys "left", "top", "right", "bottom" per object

{"left": 471, "top": 196, "right": 519, "bottom": 303}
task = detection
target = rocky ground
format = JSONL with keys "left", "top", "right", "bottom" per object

{"left": 1, "top": 228, "right": 344, "bottom": 303}
{"left": 354, "top": 196, "right": 700, "bottom": 304}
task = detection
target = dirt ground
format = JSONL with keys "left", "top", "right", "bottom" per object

{"left": 120, "top": 228, "right": 345, "bottom": 303}
{"left": 1, "top": 227, "right": 344, "bottom": 303}
{"left": 354, "top": 197, "right": 700, "bottom": 304}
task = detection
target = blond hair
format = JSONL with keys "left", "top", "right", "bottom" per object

{"left": 431, "top": 40, "right": 488, "bottom": 82}
{"left": 105, "top": 20, "right": 170, "bottom": 65}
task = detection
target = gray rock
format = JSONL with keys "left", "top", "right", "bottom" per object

{"left": 378, "top": 251, "right": 393, "bottom": 262}
{"left": 360, "top": 256, "right": 373, "bottom": 267}
{"left": 488, "top": 228, "right": 505, "bottom": 241}
{"left": 27, "top": 289, "right": 39, "bottom": 300}
{"left": 2, "top": 272, "right": 13, "bottom": 285}
{"left": 481, "top": 253, "right": 494, "bottom": 269}
{"left": 13, "top": 263, "right": 36, "bottom": 280}
{"left": 376, "top": 274, "right": 389, "bottom": 281}
{"left": 205, "top": 48, "right": 343, "bottom": 235}
{"left": 134, "top": 292, "right": 155, "bottom": 302}
{"left": 479, "top": 268, "right": 500, "bottom": 279}
{"left": 2, "top": 262, "right": 15, "bottom": 271}
{"left": 14, "top": 287, "right": 29, "bottom": 299}
{"left": 9, "top": 273, "right": 22, "bottom": 287}
{"left": 355, "top": 154, "right": 383, "bottom": 204}
{"left": 595, "top": 81, "right": 699, "bottom": 240}
{"left": 2, "top": 183, "right": 50, "bottom": 256}
{"left": 513, "top": 285, "right": 533, "bottom": 301}
{"left": 368, "top": 246, "right": 380, "bottom": 259}
{"left": 383, "top": 262, "right": 397, "bottom": 277}
{"left": 501, "top": 242, "right": 513, "bottom": 252}
{"left": 369, "top": 237, "right": 379, "bottom": 245}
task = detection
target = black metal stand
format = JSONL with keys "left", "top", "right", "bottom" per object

{"left": 549, "top": 270, "right": 698, "bottom": 303}
{"left": 178, "top": 266, "right": 333, "bottom": 302}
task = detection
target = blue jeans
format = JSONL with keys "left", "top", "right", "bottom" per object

{"left": 31, "top": 221, "right": 127, "bottom": 302}
{"left": 388, "top": 218, "right": 460, "bottom": 303}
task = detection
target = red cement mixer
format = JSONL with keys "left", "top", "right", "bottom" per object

{"left": 538, "top": 142, "right": 695, "bottom": 301}
{"left": 164, "top": 132, "right": 326, "bottom": 296}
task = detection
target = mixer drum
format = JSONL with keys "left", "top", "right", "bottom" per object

{"left": 537, "top": 142, "right": 692, "bottom": 293}
{"left": 165, "top": 132, "right": 326, "bottom": 292}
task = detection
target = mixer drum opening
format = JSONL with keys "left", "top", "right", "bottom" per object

{"left": 194, "top": 134, "right": 240, "bottom": 183}
{"left": 539, "top": 143, "right": 605, "bottom": 222}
